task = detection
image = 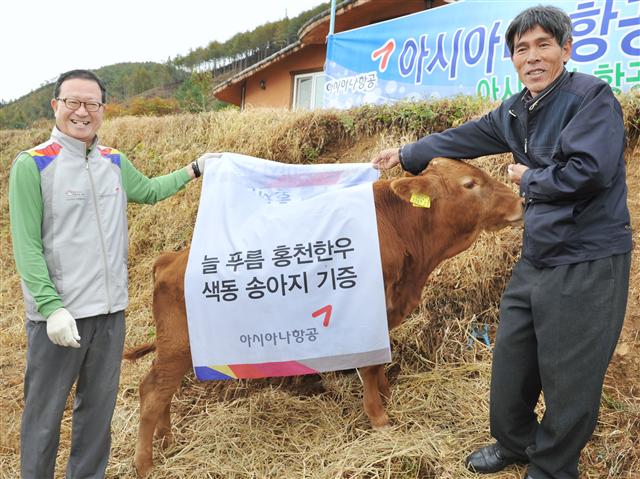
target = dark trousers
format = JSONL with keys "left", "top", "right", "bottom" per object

{"left": 489, "top": 253, "right": 630, "bottom": 479}
{"left": 21, "top": 311, "right": 125, "bottom": 479}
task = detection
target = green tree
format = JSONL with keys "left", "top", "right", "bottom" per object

{"left": 131, "top": 68, "right": 153, "bottom": 95}
{"left": 172, "top": 2, "right": 329, "bottom": 69}
{"left": 175, "top": 72, "right": 224, "bottom": 113}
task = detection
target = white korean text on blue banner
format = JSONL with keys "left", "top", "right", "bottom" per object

{"left": 324, "top": 0, "right": 639, "bottom": 108}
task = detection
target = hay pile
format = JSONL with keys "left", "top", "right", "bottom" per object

{"left": 1, "top": 95, "right": 638, "bottom": 478}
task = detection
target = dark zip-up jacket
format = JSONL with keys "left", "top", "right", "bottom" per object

{"left": 401, "top": 70, "right": 632, "bottom": 268}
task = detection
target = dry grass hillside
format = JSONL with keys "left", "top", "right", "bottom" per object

{"left": 1, "top": 95, "right": 638, "bottom": 478}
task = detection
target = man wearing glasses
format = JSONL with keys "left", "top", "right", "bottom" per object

{"left": 9, "top": 69, "right": 208, "bottom": 478}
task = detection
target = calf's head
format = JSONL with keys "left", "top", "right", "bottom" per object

{"left": 390, "top": 158, "right": 523, "bottom": 232}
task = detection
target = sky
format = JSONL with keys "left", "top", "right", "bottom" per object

{"left": 0, "top": 0, "right": 325, "bottom": 103}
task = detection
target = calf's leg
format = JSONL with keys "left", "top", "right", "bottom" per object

{"left": 377, "top": 365, "right": 390, "bottom": 402}
{"left": 135, "top": 354, "right": 190, "bottom": 478}
{"left": 359, "top": 364, "right": 390, "bottom": 428}
{"left": 155, "top": 402, "right": 173, "bottom": 448}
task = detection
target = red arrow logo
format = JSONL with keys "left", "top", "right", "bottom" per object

{"left": 312, "top": 304, "right": 333, "bottom": 327}
{"left": 371, "top": 39, "right": 396, "bottom": 72}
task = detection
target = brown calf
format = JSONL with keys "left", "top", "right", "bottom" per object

{"left": 125, "top": 158, "right": 523, "bottom": 476}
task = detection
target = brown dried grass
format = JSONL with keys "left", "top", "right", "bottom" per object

{"left": 1, "top": 95, "right": 638, "bottom": 478}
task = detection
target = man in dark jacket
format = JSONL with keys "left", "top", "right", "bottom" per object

{"left": 371, "top": 6, "right": 632, "bottom": 479}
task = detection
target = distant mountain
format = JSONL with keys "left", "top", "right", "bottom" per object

{"left": 0, "top": 63, "right": 187, "bottom": 129}
{"left": 0, "top": 2, "right": 329, "bottom": 129}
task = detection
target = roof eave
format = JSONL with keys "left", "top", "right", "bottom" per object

{"left": 297, "top": 0, "right": 359, "bottom": 40}
{"left": 212, "top": 41, "right": 303, "bottom": 95}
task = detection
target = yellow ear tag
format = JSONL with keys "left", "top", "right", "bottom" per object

{"left": 410, "top": 193, "right": 431, "bottom": 208}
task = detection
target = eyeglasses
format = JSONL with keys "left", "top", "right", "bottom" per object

{"left": 56, "top": 97, "right": 104, "bottom": 112}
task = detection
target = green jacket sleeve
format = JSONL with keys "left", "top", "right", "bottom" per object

{"left": 121, "top": 153, "right": 191, "bottom": 204}
{"left": 9, "top": 153, "right": 64, "bottom": 318}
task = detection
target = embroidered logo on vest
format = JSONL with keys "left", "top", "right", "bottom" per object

{"left": 65, "top": 190, "right": 87, "bottom": 201}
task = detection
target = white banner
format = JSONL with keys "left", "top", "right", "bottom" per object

{"left": 184, "top": 153, "right": 390, "bottom": 380}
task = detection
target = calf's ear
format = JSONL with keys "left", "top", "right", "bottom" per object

{"left": 390, "top": 172, "right": 444, "bottom": 204}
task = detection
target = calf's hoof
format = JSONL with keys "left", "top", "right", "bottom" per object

{"left": 369, "top": 413, "right": 390, "bottom": 429}
{"left": 135, "top": 457, "right": 154, "bottom": 478}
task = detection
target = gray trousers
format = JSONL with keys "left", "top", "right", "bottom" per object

{"left": 490, "top": 253, "right": 631, "bottom": 479}
{"left": 21, "top": 311, "right": 125, "bottom": 479}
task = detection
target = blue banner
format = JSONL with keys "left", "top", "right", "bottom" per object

{"left": 324, "top": 0, "right": 639, "bottom": 108}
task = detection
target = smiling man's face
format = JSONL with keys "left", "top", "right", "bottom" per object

{"left": 51, "top": 78, "right": 104, "bottom": 145}
{"left": 512, "top": 25, "right": 572, "bottom": 97}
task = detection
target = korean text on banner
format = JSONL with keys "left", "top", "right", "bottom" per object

{"left": 324, "top": 0, "right": 640, "bottom": 108}
{"left": 184, "top": 153, "right": 391, "bottom": 380}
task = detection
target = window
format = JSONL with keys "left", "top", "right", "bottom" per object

{"left": 292, "top": 72, "right": 325, "bottom": 110}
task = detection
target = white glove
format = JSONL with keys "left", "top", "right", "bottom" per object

{"left": 190, "top": 153, "right": 221, "bottom": 179}
{"left": 47, "top": 308, "right": 81, "bottom": 348}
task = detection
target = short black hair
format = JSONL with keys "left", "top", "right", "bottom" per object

{"left": 505, "top": 5, "right": 573, "bottom": 56}
{"left": 53, "top": 69, "right": 107, "bottom": 103}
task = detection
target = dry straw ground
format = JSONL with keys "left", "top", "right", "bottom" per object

{"left": 1, "top": 95, "right": 639, "bottom": 479}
